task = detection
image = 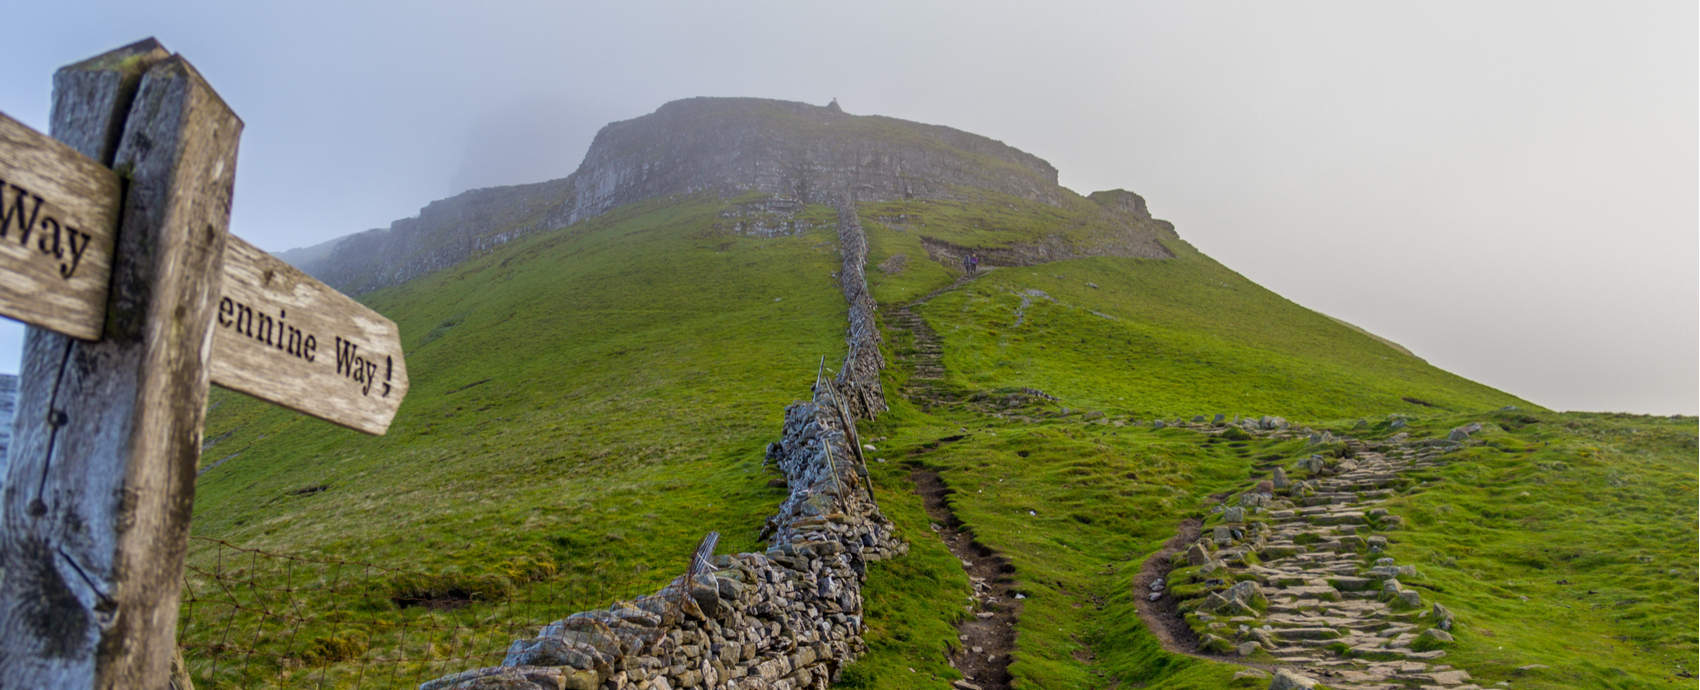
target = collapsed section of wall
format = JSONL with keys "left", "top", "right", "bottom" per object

{"left": 831, "top": 203, "right": 886, "bottom": 420}
{"left": 422, "top": 387, "right": 902, "bottom": 690}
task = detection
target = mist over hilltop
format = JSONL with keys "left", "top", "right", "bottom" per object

{"left": 281, "top": 97, "right": 1176, "bottom": 295}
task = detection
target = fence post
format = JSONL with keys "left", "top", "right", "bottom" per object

{"left": 0, "top": 38, "right": 242, "bottom": 689}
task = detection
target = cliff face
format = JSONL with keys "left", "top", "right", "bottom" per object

{"left": 284, "top": 97, "right": 1168, "bottom": 294}
{"left": 277, "top": 178, "right": 572, "bottom": 296}
{"left": 542, "top": 97, "right": 1062, "bottom": 229}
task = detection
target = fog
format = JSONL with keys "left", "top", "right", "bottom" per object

{"left": 1, "top": 1, "right": 1693, "bottom": 414}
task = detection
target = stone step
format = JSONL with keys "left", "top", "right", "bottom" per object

{"left": 1307, "top": 512, "right": 1366, "bottom": 525}
{"left": 1271, "top": 626, "right": 1341, "bottom": 640}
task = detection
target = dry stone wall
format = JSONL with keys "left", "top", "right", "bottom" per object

{"left": 831, "top": 203, "right": 885, "bottom": 421}
{"left": 422, "top": 195, "right": 899, "bottom": 690}
{"left": 422, "top": 381, "right": 903, "bottom": 690}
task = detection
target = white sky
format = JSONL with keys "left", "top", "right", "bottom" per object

{"left": 1, "top": 1, "right": 1693, "bottom": 414}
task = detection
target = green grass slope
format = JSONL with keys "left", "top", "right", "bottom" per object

{"left": 862, "top": 197, "right": 1529, "bottom": 421}
{"left": 1379, "top": 410, "right": 1698, "bottom": 688}
{"left": 842, "top": 197, "right": 1693, "bottom": 689}
{"left": 186, "top": 195, "right": 848, "bottom": 686}
{"left": 184, "top": 188, "right": 1693, "bottom": 690}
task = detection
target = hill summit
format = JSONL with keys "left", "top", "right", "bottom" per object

{"left": 281, "top": 97, "right": 1174, "bottom": 294}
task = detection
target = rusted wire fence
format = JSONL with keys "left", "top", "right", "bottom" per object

{"left": 176, "top": 536, "right": 647, "bottom": 689}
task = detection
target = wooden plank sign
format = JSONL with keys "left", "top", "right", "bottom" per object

{"left": 0, "top": 105, "right": 407, "bottom": 435}
{"left": 209, "top": 236, "right": 409, "bottom": 435}
{"left": 0, "top": 110, "right": 118, "bottom": 340}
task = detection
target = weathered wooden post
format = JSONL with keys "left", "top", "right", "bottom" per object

{"left": 0, "top": 38, "right": 241, "bottom": 688}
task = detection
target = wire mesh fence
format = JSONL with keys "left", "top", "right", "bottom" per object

{"left": 176, "top": 536, "right": 647, "bottom": 689}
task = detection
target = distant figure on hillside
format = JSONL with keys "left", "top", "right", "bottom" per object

{"left": 962, "top": 253, "right": 973, "bottom": 274}
{"left": 969, "top": 253, "right": 980, "bottom": 274}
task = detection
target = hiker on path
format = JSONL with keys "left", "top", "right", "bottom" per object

{"left": 962, "top": 253, "right": 973, "bottom": 274}
{"left": 969, "top": 253, "right": 979, "bottom": 274}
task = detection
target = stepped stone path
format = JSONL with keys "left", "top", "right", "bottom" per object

{"left": 885, "top": 273, "right": 976, "bottom": 406}
{"left": 1147, "top": 422, "right": 1486, "bottom": 689}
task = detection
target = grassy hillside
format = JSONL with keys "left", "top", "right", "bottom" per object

{"left": 184, "top": 190, "right": 1694, "bottom": 689}
{"left": 839, "top": 200, "right": 1694, "bottom": 689}
{"left": 862, "top": 198, "right": 1528, "bottom": 421}
{"left": 187, "top": 195, "right": 848, "bottom": 686}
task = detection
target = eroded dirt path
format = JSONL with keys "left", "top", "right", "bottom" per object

{"left": 911, "top": 468, "right": 1018, "bottom": 690}
{"left": 885, "top": 273, "right": 1020, "bottom": 689}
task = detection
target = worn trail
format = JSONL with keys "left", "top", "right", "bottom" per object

{"left": 885, "top": 273, "right": 1020, "bottom": 690}
{"left": 911, "top": 468, "right": 1018, "bottom": 690}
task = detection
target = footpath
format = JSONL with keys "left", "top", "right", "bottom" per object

{"left": 1141, "top": 420, "right": 1485, "bottom": 689}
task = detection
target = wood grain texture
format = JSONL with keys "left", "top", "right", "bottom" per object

{"left": 210, "top": 236, "right": 409, "bottom": 435}
{"left": 0, "top": 43, "right": 240, "bottom": 690}
{"left": 0, "top": 112, "right": 120, "bottom": 340}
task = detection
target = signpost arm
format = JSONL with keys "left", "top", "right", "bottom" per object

{"left": 0, "top": 40, "right": 241, "bottom": 689}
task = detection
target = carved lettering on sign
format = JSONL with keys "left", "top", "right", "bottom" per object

{"left": 209, "top": 236, "right": 408, "bottom": 435}
{"left": 0, "top": 181, "right": 95, "bottom": 279}
{"left": 0, "top": 111, "right": 121, "bottom": 340}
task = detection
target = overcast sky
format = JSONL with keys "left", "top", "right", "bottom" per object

{"left": 2, "top": 2, "right": 1694, "bottom": 414}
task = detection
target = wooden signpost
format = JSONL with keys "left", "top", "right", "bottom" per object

{"left": 0, "top": 39, "right": 409, "bottom": 688}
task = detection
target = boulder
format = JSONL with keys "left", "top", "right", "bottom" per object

{"left": 1271, "top": 467, "right": 1289, "bottom": 489}
{"left": 1186, "top": 542, "right": 1210, "bottom": 566}
{"left": 1226, "top": 580, "right": 1267, "bottom": 609}
{"left": 1433, "top": 602, "right": 1455, "bottom": 631}
{"left": 1413, "top": 627, "right": 1455, "bottom": 651}
{"left": 1269, "top": 668, "right": 1318, "bottom": 689}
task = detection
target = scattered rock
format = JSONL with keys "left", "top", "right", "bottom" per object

{"left": 1269, "top": 668, "right": 1318, "bottom": 689}
{"left": 1413, "top": 627, "right": 1455, "bottom": 651}
{"left": 1433, "top": 602, "right": 1454, "bottom": 630}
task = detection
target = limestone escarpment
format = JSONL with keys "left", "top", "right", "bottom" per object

{"left": 282, "top": 97, "right": 1176, "bottom": 295}
{"left": 543, "top": 97, "right": 1062, "bottom": 230}
{"left": 278, "top": 178, "right": 572, "bottom": 295}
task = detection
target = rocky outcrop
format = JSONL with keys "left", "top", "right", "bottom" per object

{"left": 281, "top": 97, "right": 1177, "bottom": 295}
{"left": 541, "top": 97, "right": 1063, "bottom": 230}
{"left": 278, "top": 178, "right": 572, "bottom": 295}
{"left": 421, "top": 378, "right": 903, "bottom": 690}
